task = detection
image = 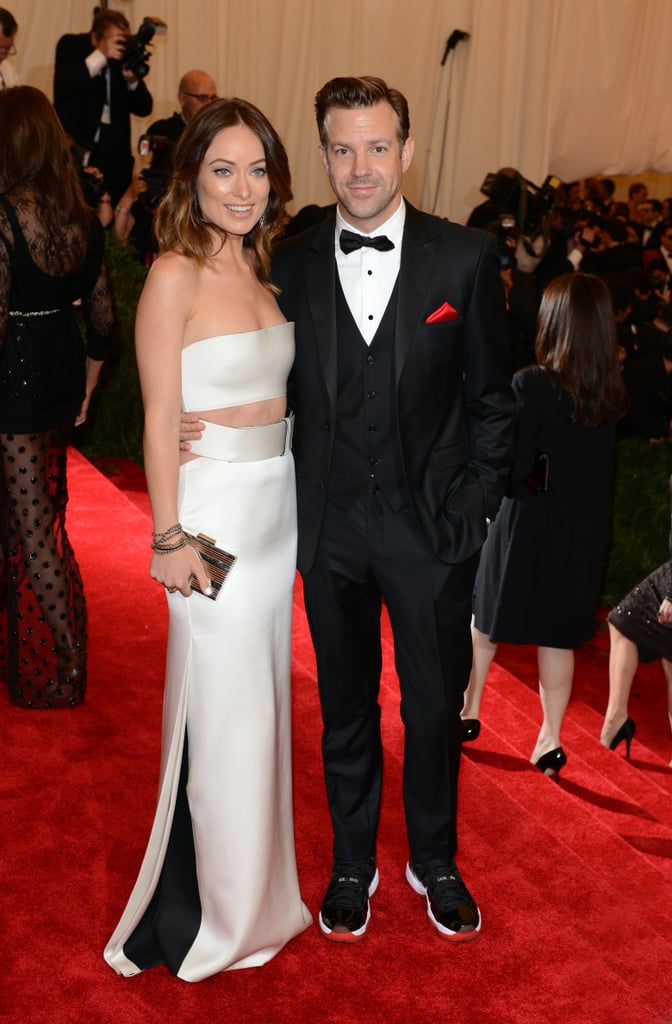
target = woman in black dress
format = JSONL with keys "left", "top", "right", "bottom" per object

{"left": 0, "top": 87, "right": 115, "bottom": 707}
{"left": 461, "top": 274, "right": 626, "bottom": 778}
{"left": 601, "top": 476, "right": 672, "bottom": 758}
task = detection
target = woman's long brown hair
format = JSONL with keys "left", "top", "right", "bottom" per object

{"left": 535, "top": 273, "right": 626, "bottom": 426}
{"left": 0, "top": 85, "right": 91, "bottom": 242}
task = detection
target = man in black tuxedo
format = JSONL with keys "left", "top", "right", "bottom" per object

{"left": 644, "top": 224, "right": 672, "bottom": 284}
{"left": 53, "top": 8, "right": 153, "bottom": 205}
{"left": 583, "top": 217, "right": 643, "bottom": 276}
{"left": 635, "top": 198, "right": 665, "bottom": 253}
{"left": 271, "top": 77, "right": 515, "bottom": 944}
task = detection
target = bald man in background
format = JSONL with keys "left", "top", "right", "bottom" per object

{"left": 147, "top": 69, "right": 217, "bottom": 141}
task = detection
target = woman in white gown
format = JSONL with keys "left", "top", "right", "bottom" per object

{"left": 104, "top": 98, "right": 311, "bottom": 982}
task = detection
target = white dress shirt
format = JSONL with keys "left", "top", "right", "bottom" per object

{"left": 335, "top": 199, "right": 405, "bottom": 345}
{"left": 0, "top": 59, "right": 19, "bottom": 89}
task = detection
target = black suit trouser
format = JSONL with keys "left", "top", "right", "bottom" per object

{"left": 301, "top": 486, "right": 478, "bottom": 869}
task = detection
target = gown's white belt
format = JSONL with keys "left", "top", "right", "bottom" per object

{"left": 188, "top": 412, "right": 294, "bottom": 463}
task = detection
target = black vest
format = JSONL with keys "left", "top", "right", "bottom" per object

{"left": 327, "top": 276, "right": 409, "bottom": 510}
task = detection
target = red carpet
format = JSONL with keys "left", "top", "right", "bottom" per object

{"left": 3, "top": 450, "right": 672, "bottom": 1024}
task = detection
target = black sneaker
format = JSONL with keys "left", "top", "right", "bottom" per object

{"left": 406, "top": 861, "right": 481, "bottom": 942}
{"left": 319, "top": 860, "right": 379, "bottom": 942}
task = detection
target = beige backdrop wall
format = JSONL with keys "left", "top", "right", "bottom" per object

{"left": 9, "top": 0, "right": 672, "bottom": 222}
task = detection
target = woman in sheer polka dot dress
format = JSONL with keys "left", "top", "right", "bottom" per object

{"left": 0, "top": 88, "right": 114, "bottom": 707}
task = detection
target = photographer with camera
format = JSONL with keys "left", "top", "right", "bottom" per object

{"left": 53, "top": 9, "right": 154, "bottom": 206}
{"left": 112, "top": 134, "right": 174, "bottom": 264}
{"left": 113, "top": 168, "right": 159, "bottom": 265}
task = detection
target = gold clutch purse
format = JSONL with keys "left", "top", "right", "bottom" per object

{"left": 183, "top": 531, "right": 237, "bottom": 600}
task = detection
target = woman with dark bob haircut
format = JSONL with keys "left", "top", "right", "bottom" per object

{"left": 104, "top": 98, "right": 311, "bottom": 981}
{"left": 461, "top": 273, "right": 626, "bottom": 780}
{"left": 0, "top": 86, "right": 114, "bottom": 708}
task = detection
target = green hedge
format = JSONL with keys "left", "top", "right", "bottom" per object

{"left": 74, "top": 234, "right": 148, "bottom": 465}
{"left": 75, "top": 239, "right": 672, "bottom": 606}
{"left": 602, "top": 438, "right": 672, "bottom": 604}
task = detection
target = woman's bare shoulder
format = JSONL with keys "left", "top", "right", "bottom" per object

{"left": 140, "top": 252, "right": 201, "bottom": 313}
{"left": 147, "top": 250, "right": 199, "bottom": 287}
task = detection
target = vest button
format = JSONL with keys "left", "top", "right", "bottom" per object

{"left": 367, "top": 390, "right": 376, "bottom": 398}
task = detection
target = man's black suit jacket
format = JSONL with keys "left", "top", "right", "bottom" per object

{"left": 272, "top": 204, "right": 516, "bottom": 573}
{"left": 53, "top": 33, "right": 153, "bottom": 201}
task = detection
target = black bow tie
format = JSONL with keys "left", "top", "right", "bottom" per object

{"left": 339, "top": 229, "right": 395, "bottom": 255}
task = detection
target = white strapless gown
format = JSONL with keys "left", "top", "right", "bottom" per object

{"left": 104, "top": 325, "right": 311, "bottom": 982}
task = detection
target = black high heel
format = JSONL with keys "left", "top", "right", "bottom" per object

{"left": 461, "top": 719, "right": 481, "bottom": 742}
{"left": 608, "top": 717, "right": 636, "bottom": 758}
{"left": 534, "top": 747, "right": 567, "bottom": 782}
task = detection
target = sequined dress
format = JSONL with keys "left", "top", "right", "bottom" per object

{"left": 607, "top": 476, "right": 672, "bottom": 661}
{"left": 104, "top": 324, "right": 311, "bottom": 982}
{"left": 0, "top": 194, "right": 113, "bottom": 707}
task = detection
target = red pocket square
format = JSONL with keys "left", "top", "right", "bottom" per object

{"left": 425, "top": 301, "right": 459, "bottom": 324}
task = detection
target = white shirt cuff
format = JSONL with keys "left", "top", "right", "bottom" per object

{"left": 567, "top": 248, "right": 583, "bottom": 270}
{"left": 86, "top": 50, "right": 107, "bottom": 77}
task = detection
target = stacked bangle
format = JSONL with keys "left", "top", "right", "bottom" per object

{"left": 151, "top": 522, "right": 187, "bottom": 554}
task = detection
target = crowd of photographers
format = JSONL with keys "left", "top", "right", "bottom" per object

{"left": 470, "top": 169, "right": 672, "bottom": 441}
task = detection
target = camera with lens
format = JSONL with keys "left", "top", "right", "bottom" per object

{"left": 70, "top": 142, "right": 108, "bottom": 207}
{"left": 496, "top": 213, "right": 517, "bottom": 270}
{"left": 480, "top": 170, "right": 563, "bottom": 236}
{"left": 138, "top": 133, "right": 176, "bottom": 211}
{"left": 122, "top": 16, "right": 167, "bottom": 79}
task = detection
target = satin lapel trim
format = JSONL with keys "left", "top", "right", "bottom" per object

{"left": 395, "top": 213, "right": 441, "bottom": 382}
{"left": 304, "top": 225, "right": 338, "bottom": 408}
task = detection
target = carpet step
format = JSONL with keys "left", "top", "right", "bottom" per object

{"left": 498, "top": 623, "right": 672, "bottom": 764}
{"left": 459, "top": 752, "right": 672, "bottom": 1021}
{"left": 486, "top": 660, "right": 672, "bottom": 809}
{"left": 369, "top": 673, "right": 672, "bottom": 1019}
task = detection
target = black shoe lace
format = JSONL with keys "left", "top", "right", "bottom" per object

{"left": 425, "top": 866, "right": 472, "bottom": 913}
{"left": 326, "top": 872, "right": 367, "bottom": 910}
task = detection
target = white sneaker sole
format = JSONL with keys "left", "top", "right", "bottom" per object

{"left": 318, "top": 868, "right": 379, "bottom": 942}
{"left": 405, "top": 862, "right": 481, "bottom": 942}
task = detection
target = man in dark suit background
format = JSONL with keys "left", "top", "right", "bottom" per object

{"left": 643, "top": 223, "right": 672, "bottom": 283}
{"left": 147, "top": 68, "right": 217, "bottom": 143}
{"left": 53, "top": 8, "right": 153, "bottom": 205}
{"left": 271, "top": 77, "right": 515, "bottom": 944}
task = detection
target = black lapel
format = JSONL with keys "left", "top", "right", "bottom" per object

{"left": 395, "top": 204, "right": 442, "bottom": 381}
{"left": 303, "top": 219, "right": 339, "bottom": 408}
